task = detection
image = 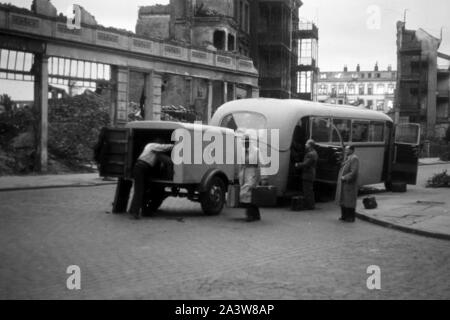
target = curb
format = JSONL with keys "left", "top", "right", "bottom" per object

{"left": 356, "top": 212, "right": 450, "bottom": 242}
{"left": 419, "top": 161, "right": 449, "bottom": 166}
{"left": 0, "top": 182, "right": 117, "bottom": 193}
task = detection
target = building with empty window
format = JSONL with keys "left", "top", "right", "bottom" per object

{"left": 395, "top": 21, "right": 450, "bottom": 139}
{"left": 136, "top": 0, "right": 310, "bottom": 105}
{"left": 250, "top": 0, "right": 304, "bottom": 99}
{"left": 316, "top": 64, "right": 397, "bottom": 113}
{"left": 136, "top": 0, "right": 258, "bottom": 122}
{"left": 294, "top": 19, "right": 319, "bottom": 101}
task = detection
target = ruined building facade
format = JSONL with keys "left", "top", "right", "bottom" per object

{"left": 396, "top": 21, "right": 450, "bottom": 139}
{"left": 249, "top": 0, "right": 303, "bottom": 99}
{"left": 136, "top": 0, "right": 306, "bottom": 107}
{"left": 294, "top": 19, "right": 319, "bottom": 101}
{"left": 136, "top": 0, "right": 257, "bottom": 120}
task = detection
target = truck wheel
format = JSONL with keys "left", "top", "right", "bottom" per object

{"left": 142, "top": 187, "right": 166, "bottom": 216}
{"left": 200, "top": 176, "right": 226, "bottom": 216}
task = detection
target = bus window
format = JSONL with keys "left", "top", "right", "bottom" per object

{"left": 395, "top": 124, "right": 420, "bottom": 145}
{"left": 221, "top": 112, "right": 267, "bottom": 131}
{"left": 311, "top": 117, "right": 331, "bottom": 143}
{"left": 352, "top": 121, "right": 369, "bottom": 142}
{"left": 370, "top": 122, "right": 385, "bottom": 142}
{"left": 332, "top": 119, "right": 351, "bottom": 143}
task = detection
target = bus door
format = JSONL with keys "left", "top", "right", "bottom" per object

{"left": 391, "top": 123, "right": 421, "bottom": 185}
{"left": 286, "top": 120, "right": 308, "bottom": 194}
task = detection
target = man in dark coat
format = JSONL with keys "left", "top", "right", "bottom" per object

{"left": 295, "top": 139, "right": 319, "bottom": 210}
{"left": 337, "top": 145, "right": 360, "bottom": 223}
{"left": 129, "top": 140, "right": 173, "bottom": 220}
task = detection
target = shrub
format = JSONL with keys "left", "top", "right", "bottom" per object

{"left": 445, "top": 126, "right": 450, "bottom": 144}
{"left": 426, "top": 170, "right": 450, "bottom": 188}
{"left": 441, "top": 152, "right": 450, "bottom": 162}
{"left": 48, "top": 92, "right": 110, "bottom": 164}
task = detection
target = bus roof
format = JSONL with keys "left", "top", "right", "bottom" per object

{"left": 212, "top": 98, "right": 393, "bottom": 129}
{"left": 211, "top": 98, "right": 394, "bottom": 150}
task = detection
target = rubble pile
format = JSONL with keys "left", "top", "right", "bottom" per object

{"left": 0, "top": 106, "right": 37, "bottom": 175}
{"left": 48, "top": 92, "right": 110, "bottom": 165}
{"left": 0, "top": 92, "right": 110, "bottom": 175}
{"left": 427, "top": 170, "right": 450, "bottom": 188}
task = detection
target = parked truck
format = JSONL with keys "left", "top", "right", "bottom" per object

{"left": 96, "top": 121, "right": 238, "bottom": 216}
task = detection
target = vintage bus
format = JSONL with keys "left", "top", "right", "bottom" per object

{"left": 210, "top": 98, "right": 420, "bottom": 198}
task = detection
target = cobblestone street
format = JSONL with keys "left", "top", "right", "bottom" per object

{"left": 1, "top": 183, "right": 449, "bottom": 300}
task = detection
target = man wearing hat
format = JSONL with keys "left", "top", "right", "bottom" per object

{"left": 295, "top": 139, "right": 319, "bottom": 210}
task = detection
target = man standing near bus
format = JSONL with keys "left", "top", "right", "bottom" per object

{"left": 295, "top": 139, "right": 319, "bottom": 210}
{"left": 337, "top": 145, "right": 360, "bottom": 223}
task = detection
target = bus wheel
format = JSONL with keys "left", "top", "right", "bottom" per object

{"left": 391, "top": 182, "right": 407, "bottom": 193}
{"left": 384, "top": 181, "right": 393, "bottom": 192}
{"left": 200, "top": 176, "right": 226, "bottom": 216}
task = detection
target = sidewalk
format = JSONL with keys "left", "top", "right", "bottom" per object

{"left": 0, "top": 173, "right": 117, "bottom": 192}
{"left": 419, "top": 158, "right": 449, "bottom": 166}
{"left": 357, "top": 162, "right": 450, "bottom": 241}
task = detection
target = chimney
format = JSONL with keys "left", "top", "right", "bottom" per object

{"left": 344, "top": 65, "right": 348, "bottom": 72}
{"left": 356, "top": 64, "right": 360, "bottom": 72}
{"left": 374, "top": 62, "right": 379, "bottom": 71}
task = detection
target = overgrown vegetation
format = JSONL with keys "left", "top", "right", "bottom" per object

{"left": 48, "top": 92, "right": 110, "bottom": 165}
{"left": 445, "top": 126, "right": 450, "bottom": 144}
{"left": 441, "top": 152, "right": 450, "bottom": 162}
{"left": 426, "top": 170, "right": 450, "bottom": 188}
{"left": 0, "top": 92, "right": 110, "bottom": 175}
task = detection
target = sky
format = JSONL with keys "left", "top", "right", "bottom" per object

{"left": 2, "top": 0, "right": 450, "bottom": 99}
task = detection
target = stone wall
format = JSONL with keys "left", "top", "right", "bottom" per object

{"left": 136, "top": 14, "right": 170, "bottom": 39}
{"left": 32, "top": 0, "right": 57, "bottom": 17}
{"left": 136, "top": 4, "right": 171, "bottom": 39}
{"left": 79, "top": 6, "right": 97, "bottom": 26}
{"left": 194, "top": 0, "right": 235, "bottom": 17}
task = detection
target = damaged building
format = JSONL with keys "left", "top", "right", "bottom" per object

{"left": 396, "top": 21, "right": 450, "bottom": 139}
{"left": 136, "top": 0, "right": 311, "bottom": 110}
{"left": 135, "top": 0, "right": 256, "bottom": 122}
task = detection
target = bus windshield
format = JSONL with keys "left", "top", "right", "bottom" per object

{"left": 220, "top": 112, "right": 267, "bottom": 131}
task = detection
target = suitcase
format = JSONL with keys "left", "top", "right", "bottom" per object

{"left": 363, "top": 197, "right": 378, "bottom": 210}
{"left": 391, "top": 182, "right": 407, "bottom": 193}
{"left": 291, "top": 196, "right": 305, "bottom": 211}
{"left": 227, "top": 184, "right": 240, "bottom": 208}
{"left": 251, "top": 186, "right": 278, "bottom": 207}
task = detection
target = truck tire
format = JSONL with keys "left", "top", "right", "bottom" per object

{"left": 142, "top": 187, "right": 166, "bottom": 216}
{"left": 391, "top": 182, "right": 407, "bottom": 193}
{"left": 200, "top": 176, "right": 226, "bottom": 216}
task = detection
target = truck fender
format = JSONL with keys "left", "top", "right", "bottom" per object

{"left": 199, "top": 169, "right": 229, "bottom": 193}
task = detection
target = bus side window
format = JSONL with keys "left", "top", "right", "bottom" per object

{"left": 352, "top": 121, "right": 369, "bottom": 143}
{"left": 311, "top": 117, "right": 331, "bottom": 143}
{"left": 370, "top": 122, "right": 385, "bottom": 142}
{"left": 332, "top": 119, "right": 351, "bottom": 143}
